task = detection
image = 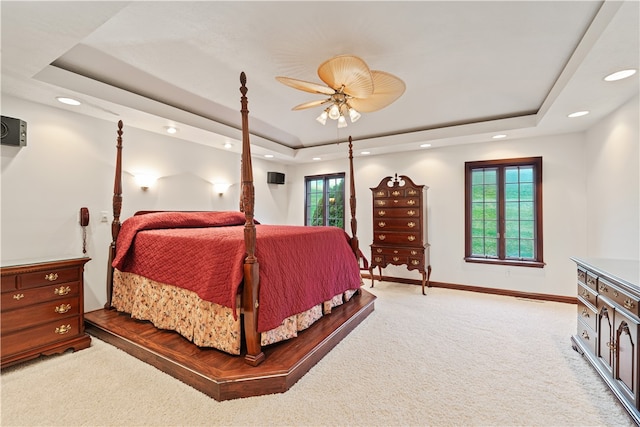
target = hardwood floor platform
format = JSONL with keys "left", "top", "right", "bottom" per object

{"left": 84, "top": 289, "right": 375, "bottom": 401}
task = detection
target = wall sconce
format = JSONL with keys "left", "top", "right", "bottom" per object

{"left": 134, "top": 174, "right": 157, "bottom": 191}
{"left": 213, "top": 182, "right": 231, "bottom": 196}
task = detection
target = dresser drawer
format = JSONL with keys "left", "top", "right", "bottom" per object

{"left": 597, "top": 277, "right": 640, "bottom": 318}
{"left": 1, "top": 274, "right": 17, "bottom": 292}
{"left": 577, "top": 268, "right": 587, "bottom": 286}
{"left": 372, "top": 247, "right": 423, "bottom": 257}
{"left": 1, "top": 316, "right": 82, "bottom": 358}
{"left": 577, "top": 298, "right": 597, "bottom": 331}
{"left": 1, "top": 281, "right": 80, "bottom": 311}
{"left": 1, "top": 296, "right": 80, "bottom": 334}
{"left": 374, "top": 218, "right": 422, "bottom": 232}
{"left": 374, "top": 231, "right": 422, "bottom": 245}
{"left": 19, "top": 266, "right": 79, "bottom": 290}
{"left": 577, "top": 317, "right": 597, "bottom": 356}
{"left": 578, "top": 282, "right": 597, "bottom": 305}
{"left": 374, "top": 207, "right": 421, "bottom": 219}
{"left": 586, "top": 272, "right": 598, "bottom": 292}
{"left": 374, "top": 198, "right": 420, "bottom": 209}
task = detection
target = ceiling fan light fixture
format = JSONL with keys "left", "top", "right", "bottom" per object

{"left": 348, "top": 107, "right": 361, "bottom": 123}
{"left": 337, "top": 115, "right": 347, "bottom": 128}
{"left": 328, "top": 104, "right": 340, "bottom": 120}
{"left": 316, "top": 110, "right": 328, "bottom": 125}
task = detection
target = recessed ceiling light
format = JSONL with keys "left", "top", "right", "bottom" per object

{"left": 312, "top": 157, "right": 321, "bottom": 161}
{"left": 420, "top": 143, "right": 431, "bottom": 148}
{"left": 56, "top": 97, "right": 81, "bottom": 106}
{"left": 264, "top": 154, "right": 274, "bottom": 158}
{"left": 165, "top": 126, "right": 178, "bottom": 134}
{"left": 492, "top": 134, "right": 507, "bottom": 139}
{"left": 223, "top": 142, "right": 233, "bottom": 149}
{"left": 361, "top": 151, "right": 370, "bottom": 155}
{"left": 604, "top": 69, "right": 637, "bottom": 82}
{"left": 568, "top": 111, "right": 590, "bottom": 118}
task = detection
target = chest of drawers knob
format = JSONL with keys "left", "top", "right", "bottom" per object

{"left": 12, "top": 293, "right": 24, "bottom": 301}
{"left": 54, "top": 286, "right": 71, "bottom": 296}
{"left": 55, "top": 324, "right": 72, "bottom": 335}
{"left": 54, "top": 304, "right": 72, "bottom": 314}
{"left": 44, "top": 273, "right": 59, "bottom": 282}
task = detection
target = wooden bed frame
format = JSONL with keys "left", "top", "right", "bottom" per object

{"left": 98, "top": 72, "right": 370, "bottom": 368}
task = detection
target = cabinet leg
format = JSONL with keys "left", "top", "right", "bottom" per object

{"left": 369, "top": 267, "right": 375, "bottom": 288}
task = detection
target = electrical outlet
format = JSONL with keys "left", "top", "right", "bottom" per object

{"left": 100, "top": 211, "right": 109, "bottom": 223}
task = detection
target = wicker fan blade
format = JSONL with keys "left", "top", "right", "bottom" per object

{"left": 275, "top": 76, "right": 335, "bottom": 95}
{"left": 348, "top": 70, "right": 406, "bottom": 113}
{"left": 317, "top": 55, "right": 374, "bottom": 98}
{"left": 292, "top": 98, "right": 332, "bottom": 111}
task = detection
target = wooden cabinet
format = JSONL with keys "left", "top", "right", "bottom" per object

{"left": 571, "top": 257, "right": 640, "bottom": 424}
{"left": 1, "top": 257, "right": 91, "bottom": 368}
{"left": 369, "top": 174, "right": 431, "bottom": 294}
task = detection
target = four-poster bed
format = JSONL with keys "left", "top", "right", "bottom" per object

{"left": 85, "top": 73, "right": 374, "bottom": 399}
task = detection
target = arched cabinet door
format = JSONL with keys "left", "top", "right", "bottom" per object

{"left": 615, "top": 313, "right": 639, "bottom": 405}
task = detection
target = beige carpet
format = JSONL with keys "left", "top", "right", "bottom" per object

{"left": 1, "top": 281, "right": 635, "bottom": 426}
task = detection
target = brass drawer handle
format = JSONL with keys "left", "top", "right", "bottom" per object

{"left": 580, "top": 289, "right": 590, "bottom": 299}
{"left": 55, "top": 324, "right": 72, "bottom": 335}
{"left": 392, "top": 190, "right": 401, "bottom": 196}
{"left": 55, "top": 304, "right": 72, "bottom": 314}
{"left": 393, "top": 257, "right": 400, "bottom": 262}
{"left": 407, "top": 235, "right": 416, "bottom": 241}
{"left": 45, "top": 273, "right": 59, "bottom": 281}
{"left": 378, "top": 222, "right": 386, "bottom": 228}
{"left": 379, "top": 235, "right": 386, "bottom": 240}
{"left": 408, "top": 190, "right": 417, "bottom": 195}
{"left": 407, "top": 200, "right": 416, "bottom": 205}
{"left": 374, "top": 257, "right": 383, "bottom": 263}
{"left": 377, "top": 200, "right": 386, "bottom": 206}
{"left": 376, "top": 248, "right": 382, "bottom": 253}
{"left": 407, "top": 222, "right": 416, "bottom": 228}
{"left": 607, "top": 341, "right": 617, "bottom": 351}
{"left": 411, "top": 260, "right": 420, "bottom": 265}
{"left": 624, "top": 299, "right": 635, "bottom": 310}
{"left": 411, "top": 250, "right": 417, "bottom": 255}
{"left": 581, "top": 308, "right": 590, "bottom": 318}
{"left": 407, "top": 210, "right": 416, "bottom": 216}
{"left": 13, "top": 293, "right": 24, "bottom": 301}
{"left": 599, "top": 284, "right": 608, "bottom": 292}
{"left": 378, "top": 210, "right": 386, "bottom": 216}
{"left": 376, "top": 191, "right": 385, "bottom": 197}
{"left": 54, "top": 286, "right": 71, "bottom": 296}
{"left": 582, "top": 330, "right": 589, "bottom": 340}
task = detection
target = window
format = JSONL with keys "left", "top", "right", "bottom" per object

{"left": 465, "top": 157, "right": 544, "bottom": 267}
{"left": 305, "top": 173, "right": 345, "bottom": 229}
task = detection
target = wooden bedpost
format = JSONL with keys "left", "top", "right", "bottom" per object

{"left": 239, "top": 72, "right": 265, "bottom": 366}
{"left": 348, "top": 136, "right": 367, "bottom": 271}
{"left": 105, "top": 120, "right": 123, "bottom": 309}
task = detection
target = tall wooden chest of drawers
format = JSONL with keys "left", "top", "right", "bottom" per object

{"left": 1, "top": 257, "right": 91, "bottom": 368}
{"left": 369, "top": 174, "right": 431, "bottom": 294}
{"left": 570, "top": 257, "right": 640, "bottom": 424}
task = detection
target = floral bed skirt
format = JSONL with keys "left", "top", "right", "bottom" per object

{"left": 111, "top": 269, "right": 358, "bottom": 355}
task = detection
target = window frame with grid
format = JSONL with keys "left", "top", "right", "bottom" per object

{"left": 304, "top": 173, "right": 346, "bottom": 229}
{"left": 464, "top": 157, "right": 544, "bottom": 268}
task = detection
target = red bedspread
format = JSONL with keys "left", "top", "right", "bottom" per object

{"left": 112, "top": 211, "right": 362, "bottom": 332}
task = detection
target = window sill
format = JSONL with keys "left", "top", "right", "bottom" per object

{"left": 464, "top": 257, "right": 545, "bottom": 268}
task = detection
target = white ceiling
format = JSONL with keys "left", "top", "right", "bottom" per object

{"left": 1, "top": 1, "right": 638, "bottom": 164}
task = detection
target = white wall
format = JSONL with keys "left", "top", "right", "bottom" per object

{"left": 2, "top": 93, "right": 637, "bottom": 310}
{"left": 585, "top": 94, "right": 639, "bottom": 260}
{"left": 288, "top": 133, "right": 590, "bottom": 297}
{"left": 1, "top": 96, "right": 290, "bottom": 311}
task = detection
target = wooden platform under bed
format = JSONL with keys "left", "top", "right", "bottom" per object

{"left": 84, "top": 288, "right": 375, "bottom": 401}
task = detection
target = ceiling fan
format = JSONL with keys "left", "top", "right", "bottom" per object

{"left": 276, "top": 55, "right": 406, "bottom": 128}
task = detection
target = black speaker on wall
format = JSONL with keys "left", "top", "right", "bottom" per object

{"left": 1, "top": 116, "right": 27, "bottom": 147}
{"left": 267, "top": 171, "right": 285, "bottom": 184}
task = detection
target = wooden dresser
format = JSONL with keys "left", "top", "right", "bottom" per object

{"left": 1, "top": 257, "right": 91, "bottom": 368}
{"left": 369, "top": 174, "right": 431, "bottom": 295}
{"left": 570, "top": 257, "right": 640, "bottom": 424}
